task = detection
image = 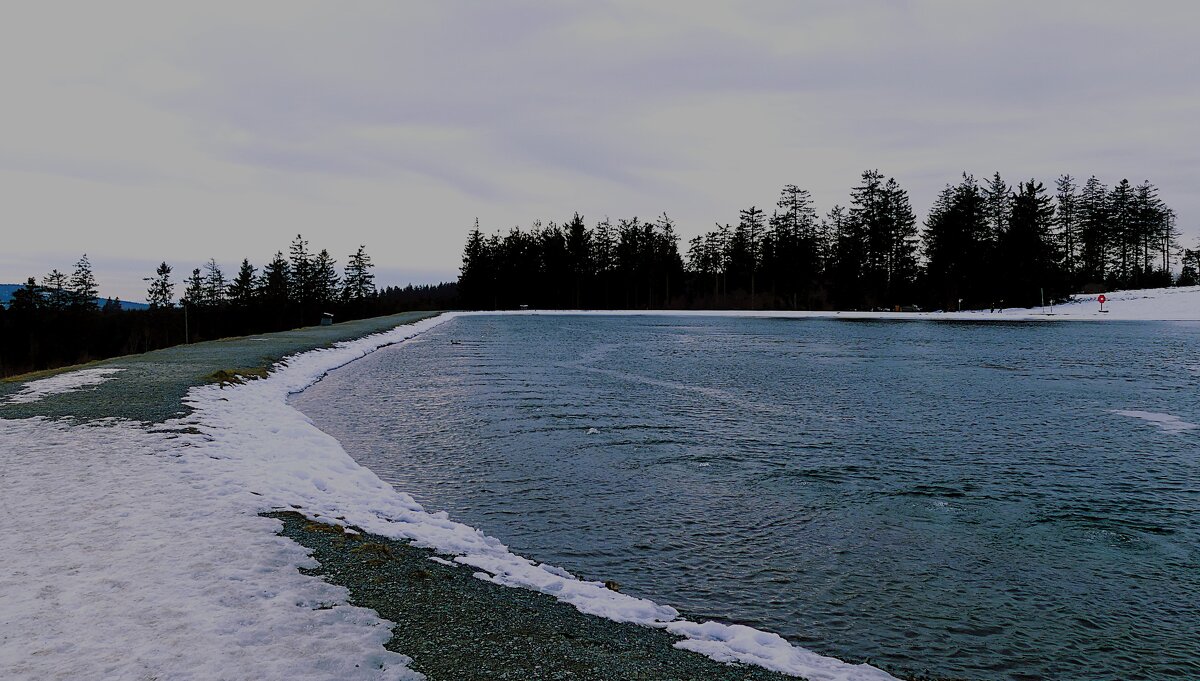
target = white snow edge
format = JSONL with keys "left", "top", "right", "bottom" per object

{"left": 4, "top": 367, "right": 125, "bottom": 404}
{"left": 180, "top": 311, "right": 897, "bottom": 680}
{"left": 483, "top": 284, "right": 1200, "bottom": 322}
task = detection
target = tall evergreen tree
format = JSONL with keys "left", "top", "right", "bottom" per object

{"left": 312, "top": 249, "right": 340, "bottom": 306}
{"left": 1000, "top": 180, "right": 1061, "bottom": 307}
{"left": 42, "top": 269, "right": 70, "bottom": 310}
{"left": 565, "top": 213, "right": 592, "bottom": 307}
{"left": 145, "top": 262, "right": 175, "bottom": 309}
{"left": 69, "top": 254, "right": 99, "bottom": 310}
{"left": 259, "top": 251, "right": 291, "bottom": 304}
{"left": 9, "top": 277, "right": 44, "bottom": 313}
{"left": 1055, "top": 174, "right": 1079, "bottom": 283}
{"left": 1078, "top": 175, "right": 1109, "bottom": 284}
{"left": 228, "top": 259, "right": 257, "bottom": 306}
{"left": 182, "top": 268, "right": 205, "bottom": 306}
{"left": 288, "top": 234, "right": 314, "bottom": 306}
{"left": 1108, "top": 179, "right": 1135, "bottom": 284}
{"left": 342, "top": 245, "right": 376, "bottom": 301}
{"left": 202, "top": 258, "right": 227, "bottom": 306}
{"left": 983, "top": 172, "right": 1011, "bottom": 243}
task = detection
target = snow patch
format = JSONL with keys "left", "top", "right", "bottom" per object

{"left": 4, "top": 368, "right": 124, "bottom": 404}
{"left": 1111, "top": 410, "right": 1199, "bottom": 433}
{"left": 0, "top": 417, "right": 421, "bottom": 681}
{"left": 667, "top": 620, "right": 893, "bottom": 680}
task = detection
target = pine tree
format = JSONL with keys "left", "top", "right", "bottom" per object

{"left": 182, "top": 268, "right": 205, "bottom": 306}
{"left": 882, "top": 177, "right": 919, "bottom": 302}
{"left": 1108, "top": 179, "right": 1135, "bottom": 284}
{"left": 9, "top": 277, "right": 44, "bottom": 313}
{"left": 983, "top": 172, "right": 1011, "bottom": 243}
{"left": 1055, "top": 174, "right": 1079, "bottom": 284}
{"left": 42, "top": 269, "right": 70, "bottom": 310}
{"left": 288, "top": 234, "right": 314, "bottom": 306}
{"left": 259, "top": 252, "right": 290, "bottom": 304}
{"left": 565, "top": 214, "right": 592, "bottom": 307}
{"left": 145, "top": 262, "right": 175, "bottom": 309}
{"left": 342, "top": 245, "right": 376, "bottom": 301}
{"left": 69, "top": 254, "right": 99, "bottom": 310}
{"left": 1078, "top": 175, "right": 1109, "bottom": 284}
{"left": 202, "top": 258, "right": 226, "bottom": 306}
{"left": 312, "top": 249, "right": 339, "bottom": 306}
{"left": 228, "top": 259, "right": 257, "bottom": 306}
{"left": 1000, "top": 180, "right": 1061, "bottom": 307}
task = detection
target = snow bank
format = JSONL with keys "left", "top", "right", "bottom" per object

{"left": 0, "top": 417, "right": 420, "bottom": 681}
{"left": 494, "top": 284, "right": 1200, "bottom": 322}
{"left": 4, "top": 367, "right": 124, "bottom": 403}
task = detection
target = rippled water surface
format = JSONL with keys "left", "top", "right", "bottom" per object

{"left": 291, "top": 315, "right": 1200, "bottom": 680}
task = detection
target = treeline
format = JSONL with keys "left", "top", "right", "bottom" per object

{"left": 0, "top": 237, "right": 458, "bottom": 376}
{"left": 459, "top": 171, "right": 1189, "bottom": 311}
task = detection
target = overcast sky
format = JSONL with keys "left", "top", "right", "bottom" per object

{"left": 2, "top": 1, "right": 1198, "bottom": 301}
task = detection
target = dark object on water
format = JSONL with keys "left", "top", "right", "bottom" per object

{"left": 604, "top": 580, "right": 621, "bottom": 592}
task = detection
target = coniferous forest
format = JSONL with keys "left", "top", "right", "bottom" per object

{"left": 459, "top": 171, "right": 1195, "bottom": 311}
{"left": 0, "top": 236, "right": 457, "bottom": 376}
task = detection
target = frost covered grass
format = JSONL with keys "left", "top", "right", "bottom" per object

{"left": 2, "top": 367, "right": 124, "bottom": 404}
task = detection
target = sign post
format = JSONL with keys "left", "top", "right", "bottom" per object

{"left": 1098, "top": 294, "right": 1107, "bottom": 313}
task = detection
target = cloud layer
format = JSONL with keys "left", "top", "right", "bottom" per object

{"left": 2, "top": 1, "right": 1197, "bottom": 299}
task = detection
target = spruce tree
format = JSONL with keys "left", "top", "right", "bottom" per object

{"left": 1108, "top": 179, "right": 1135, "bottom": 285}
{"left": 69, "top": 254, "right": 99, "bottom": 310}
{"left": 1078, "top": 175, "right": 1109, "bottom": 284}
{"left": 145, "top": 262, "right": 175, "bottom": 309}
{"left": 1055, "top": 174, "right": 1079, "bottom": 284}
{"left": 1000, "top": 180, "right": 1061, "bottom": 307}
{"left": 312, "top": 249, "right": 340, "bottom": 306}
{"left": 202, "top": 259, "right": 226, "bottom": 306}
{"left": 182, "top": 268, "right": 205, "bottom": 306}
{"left": 342, "top": 245, "right": 376, "bottom": 301}
{"left": 228, "top": 259, "right": 257, "bottom": 306}
{"left": 9, "top": 277, "right": 44, "bottom": 313}
{"left": 259, "top": 252, "right": 290, "bottom": 304}
{"left": 288, "top": 234, "right": 314, "bottom": 306}
{"left": 42, "top": 269, "right": 70, "bottom": 310}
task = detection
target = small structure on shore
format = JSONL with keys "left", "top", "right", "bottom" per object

{"left": 319, "top": 312, "right": 334, "bottom": 326}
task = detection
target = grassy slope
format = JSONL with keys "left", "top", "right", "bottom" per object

{"left": 0, "top": 311, "right": 437, "bottom": 422}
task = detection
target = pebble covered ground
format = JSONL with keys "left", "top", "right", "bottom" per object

{"left": 272, "top": 512, "right": 797, "bottom": 681}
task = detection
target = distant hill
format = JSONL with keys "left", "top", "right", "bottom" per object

{"left": 0, "top": 284, "right": 150, "bottom": 310}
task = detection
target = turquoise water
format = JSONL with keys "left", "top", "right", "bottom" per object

{"left": 292, "top": 315, "right": 1200, "bottom": 680}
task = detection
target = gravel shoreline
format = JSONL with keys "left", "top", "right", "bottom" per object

{"left": 271, "top": 511, "right": 796, "bottom": 680}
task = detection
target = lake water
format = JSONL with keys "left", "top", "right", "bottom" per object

{"left": 291, "top": 314, "right": 1200, "bottom": 680}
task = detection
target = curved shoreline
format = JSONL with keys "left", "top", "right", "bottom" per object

{"left": 2, "top": 311, "right": 900, "bottom": 680}
{"left": 200, "top": 311, "right": 897, "bottom": 679}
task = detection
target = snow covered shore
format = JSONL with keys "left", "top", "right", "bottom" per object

{"left": 506, "top": 284, "right": 1200, "bottom": 322}
{"left": 1, "top": 313, "right": 896, "bottom": 680}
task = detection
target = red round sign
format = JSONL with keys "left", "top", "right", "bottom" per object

{"left": 1098, "top": 294, "right": 1107, "bottom": 304}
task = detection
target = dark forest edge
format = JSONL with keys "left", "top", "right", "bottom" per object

{"left": 460, "top": 170, "right": 1199, "bottom": 311}
{"left": 0, "top": 237, "right": 458, "bottom": 377}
